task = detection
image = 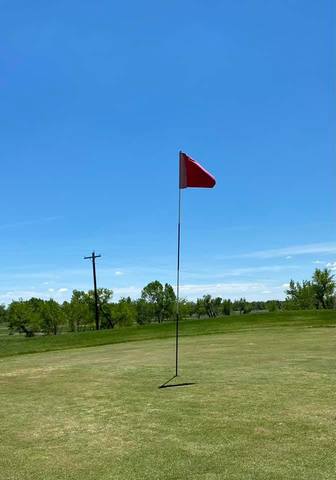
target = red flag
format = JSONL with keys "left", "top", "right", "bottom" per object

{"left": 179, "top": 152, "right": 216, "bottom": 189}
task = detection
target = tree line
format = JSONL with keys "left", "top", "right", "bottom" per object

{"left": 0, "top": 268, "right": 334, "bottom": 337}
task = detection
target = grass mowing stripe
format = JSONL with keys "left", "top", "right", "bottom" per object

{"left": 0, "top": 310, "right": 334, "bottom": 359}
{"left": 0, "top": 326, "right": 335, "bottom": 479}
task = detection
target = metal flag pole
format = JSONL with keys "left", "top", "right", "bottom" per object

{"left": 175, "top": 151, "right": 182, "bottom": 377}
{"left": 161, "top": 151, "right": 215, "bottom": 388}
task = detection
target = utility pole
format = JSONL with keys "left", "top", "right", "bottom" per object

{"left": 84, "top": 251, "right": 101, "bottom": 330}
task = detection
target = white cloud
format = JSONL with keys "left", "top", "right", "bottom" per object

{"left": 1, "top": 280, "right": 287, "bottom": 304}
{"left": 313, "top": 260, "right": 323, "bottom": 264}
{"left": 0, "top": 287, "right": 71, "bottom": 304}
{"left": 326, "top": 262, "right": 336, "bottom": 271}
{"left": 114, "top": 271, "right": 124, "bottom": 276}
{"left": 113, "top": 286, "right": 142, "bottom": 299}
{"left": 285, "top": 256, "right": 292, "bottom": 259}
{"left": 111, "top": 281, "right": 287, "bottom": 301}
{"left": 0, "top": 290, "right": 45, "bottom": 303}
{"left": 177, "top": 282, "right": 279, "bottom": 300}
{"left": 227, "top": 242, "right": 336, "bottom": 260}
{"left": 182, "top": 264, "right": 299, "bottom": 280}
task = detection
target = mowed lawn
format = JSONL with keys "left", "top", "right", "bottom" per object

{"left": 0, "top": 324, "right": 335, "bottom": 479}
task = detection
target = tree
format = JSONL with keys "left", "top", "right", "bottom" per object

{"left": 7, "top": 300, "right": 40, "bottom": 336}
{"left": 285, "top": 280, "right": 316, "bottom": 310}
{"left": 87, "top": 288, "right": 113, "bottom": 320}
{"left": 7, "top": 298, "right": 65, "bottom": 336}
{"left": 65, "top": 290, "right": 93, "bottom": 332}
{"left": 91, "top": 288, "right": 113, "bottom": 329}
{"left": 194, "top": 298, "right": 206, "bottom": 318}
{"left": 222, "top": 299, "right": 231, "bottom": 316}
{"left": 250, "top": 301, "right": 266, "bottom": 311}
{"left": 0, "top": 304, "right": 7, "bottom": 324}
{"left": 39, "top": 299, "right": 65, "bottom": 335}
{"left": 108, "top": 298, "right": 136, "bottom": 328}
{"left": 212, "top": 297, "right": 222, "bottom": 317}
{"left": 312, "top": 268, "right": 335, "bottom": 309}
{"left": 267, "top": 300, "right": 280, "bottom": 312}
{"left": 65, "top": 288, "right": 114, "bottom": 331}
{"left": 285, "top": 269, "right": 335, "bottom": 310}
{"left": 162, "top": 283, "right": 176, "bottom": 321}
{"left": 141, "top": 281, "right": 176, "bottom": 323}
{"left": 233, "top": 298, "right": 251, "bottom": 315}
{"left": 178, "top": 299, "right": 193, "bottom": 319}
{"left": 135, "top": 298, "right": 153, "bottom": 325}
{"left": 203, "top": 295, "right": 215, "bottom": 317}
{"left": 141, "top": 281, "right": 164, "bottom": 323}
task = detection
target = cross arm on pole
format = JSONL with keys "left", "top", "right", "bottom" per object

{"left": 84, "top": 252, "right": 101, "bottom": 260}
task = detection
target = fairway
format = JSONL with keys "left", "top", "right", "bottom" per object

{"left": 0, "top": 324, "right": 335, "bottom": 480}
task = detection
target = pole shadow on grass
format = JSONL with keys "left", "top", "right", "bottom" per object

{"left": 159, "top": 375, "right": 196, "bottom": 389}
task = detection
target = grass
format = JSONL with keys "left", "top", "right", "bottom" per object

{"left": 0, "top": 312, "right": 335, "bottom": 479}
{"left": 0, "top": 324, "right": 8, "bottom": 336}
{"left": 0, "top": 309, "right": 335, "bottom": 359}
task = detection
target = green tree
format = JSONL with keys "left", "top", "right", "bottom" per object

{"left": 222, "top": 299, "right": 231, "bottom": 316}
{"left": 162, "top": 283, "right": 176, "bottom": 321}
{"left": 65, "top": 290, "right": 93, "bottom": 331}
{"left": 39, "top": 299, "right": 65, "bottom": 335}
{"left": 7, "top": 300, "right": 40, "bottom": 336}
{"left": 135, "top": 298, "right": 153, "bottom": 325}
{"left": 251, "top": 301, "right": 266, "bottom": 311}
{"left": 203, "top": 295, "right": 215, "bottom": 317}
{"left": 312, "top": 268, "right": 335, "bottom": 309}
{"left": 267, "top": 300, "right": 279, "bottom": 312}
{"left": 141, "top": 281, "right": 176, "bottom": 323}
{"left": 108, "top": 298, "right": 136, "bottom": 328}
{"left": 233, "top": 298, "right": 251, "bottom": 315}
{"left": 65, "top": 288, "right": 114, "bottom": 331}
{"left": 285, "top": 280, "right": 315, "bottom": 310}
{"left": 213, "top": 297, "right": 222, "bottom": 317}
{"left": 87, "top": 288, "right": 113, "bottom": 320}
{"left": 91, "top": 288, "right": 113, "bottom": 329}
{"left": 178, "top": 299, "right": 193, "bottom": 319}
{"left": 194, "top": 298, "right": 206, "bottom": 318}
{"left": 0, "top": 304, "right": 7, "bottom": 324}
{"left": 141, "top": 280, "right": 164, "bottom": 323}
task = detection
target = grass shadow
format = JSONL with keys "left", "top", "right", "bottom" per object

{"left": 159, "top": 375, "right": 196, "bottom": 389}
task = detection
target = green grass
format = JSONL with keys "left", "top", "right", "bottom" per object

{"left": 0, "top": 309, "right": 335, "bottom": 358}
{"left": 0, "top": 312, "right": 335, "bottom": 479}
{"left": 0, "top": 323, "right": 8, "bottom": 336}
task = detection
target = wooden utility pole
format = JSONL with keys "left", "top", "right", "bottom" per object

{"left": 84, "top": 251, "right": 101, "bottom": 330}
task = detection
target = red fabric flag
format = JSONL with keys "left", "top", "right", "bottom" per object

{"left": 179, "top": 152, "right": 216, "bottom": 189}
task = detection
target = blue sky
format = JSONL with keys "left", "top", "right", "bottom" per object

{"left": 0, "top": 0, "right": 335, "bottom": 303}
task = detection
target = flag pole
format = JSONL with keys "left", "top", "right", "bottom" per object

{"left": 176, "top": 151, "right": 182, "bottom": 377}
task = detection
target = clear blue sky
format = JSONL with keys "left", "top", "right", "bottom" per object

{"left": 0, "top": 0, "right": 335, "bottom": 303}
